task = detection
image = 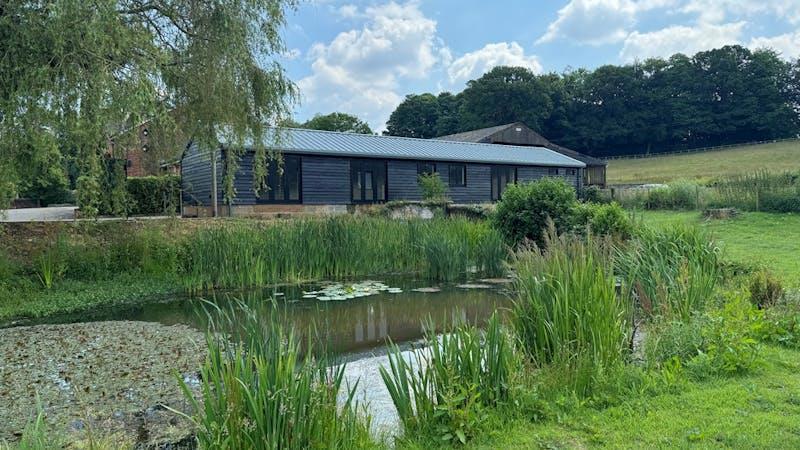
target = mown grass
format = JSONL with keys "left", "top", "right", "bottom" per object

{"left": 462, "top": 345, "right": 800, "bottom": 449}
{"left": 633, "top": 211, "right": 800, "bottom": 284}
{"left": 607, "top": 140, "right": 800, "bottom": 184}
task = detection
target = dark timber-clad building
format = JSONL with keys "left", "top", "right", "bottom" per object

{"left": 437, "top": 122, "right": 607, "bottom": 187}
{"left": 181, "top": 127, "right": 585, "bottom": 217}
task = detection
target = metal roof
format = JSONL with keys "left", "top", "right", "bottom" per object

{"left": 437, "top": 122, "right": 607, "bottom": 167}
{"left": 235, "top": 128, "right": 585, "bottom": 168}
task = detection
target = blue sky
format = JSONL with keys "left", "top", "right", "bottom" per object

{"left": 278, "top": 0, "right": 800, "bottom": 131}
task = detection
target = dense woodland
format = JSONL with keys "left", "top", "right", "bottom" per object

{"left": 384, "top": 46, "right": 800, "bottom": 157}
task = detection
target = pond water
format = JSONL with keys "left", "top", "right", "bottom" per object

{"left": 37, "top": 276, "right": 511, "bottom": 356}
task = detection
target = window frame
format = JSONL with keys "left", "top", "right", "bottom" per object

{"left": 351, "top": 158, "right": 388, "bottom": 204}
{"left": 255, "top": 154, "right": 303, "bottom": 204}
{"left": 548, "top": 167, "right": 560, "bottom": 176}
{"left": 417, "top": 162, "right": 437, "bottom": 176}
{"left": 449, "top": 164, "right": 467, "bottom": 187}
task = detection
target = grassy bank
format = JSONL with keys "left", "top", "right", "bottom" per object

{"left": 607, "top": 140, "right": 800, "bottom": 184}
{"left": 634, "top": 211, "right": 800, "bottom": 284}
{"left": 463, "top": 345, "right": 800, "bottom": 449}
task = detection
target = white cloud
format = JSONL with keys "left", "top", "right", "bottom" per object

{"left": 536, "top": 0, "right": 677, "bottom": 46}
{"left": 297, "top": 1, "right": 445, "bottom": 131}
{"left": 537, "top": 0, "right": 637, "bottom": 45}
{"left": 337, "top": 4, "right": 360, "bottom": 19}
{"left": 447, "top": 42, "right": 543, "bottom": 86}
{"left": 682, "top": 0, "right": 800, "bottom": 25}
{"left": 619, "top": 21, "right": 745, "bottom": 61}
{"left": 750, "top": 32, "right": 800, "bottom": 59}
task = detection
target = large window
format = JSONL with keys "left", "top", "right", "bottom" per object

{"left": 257, "top": 155, "right": 301, "bottom": 203}
{"left": 417, "top": 162, "right": 436, "bottom": 176}
{"left": 449, "top": 164, "right": 466, "bottom": 187}
{"left": 351, "top": 159, "right": 387, "bottom": 203}
{"left": 491, "top": 166, "right": 516, "bottom": 201}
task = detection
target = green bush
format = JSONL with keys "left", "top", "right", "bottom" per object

{"left": 644, "top": 181, "right": 701, "bottom": 210}
{"left": 759, "top": 188, "right": 800, "bottom": 213}
{"left": 492, "top": 178, "right": 578, "bottom": 246}
{"left": 579, "top": 185, "right": 608, "bottom": 203}
{"left": 573, "top": 202, "right": 633, "bottom": 239}
{"left": 417, "top": 172, "right": 448, "bottom": 202}
{"left": 126, "top": 175, "right": 180, "bottom": 215}
{"left": 758, "top": 293, "right": 800, "bottom": 348}
{"left": 748, "top": 270, "right": 784, "bottom": 309}
{"left": 697, "top": 295, "right": 763, "bottom": 376}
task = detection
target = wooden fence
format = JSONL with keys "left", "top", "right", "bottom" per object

{"left": 604, "top": 137, "right": 800, "bottom": 160}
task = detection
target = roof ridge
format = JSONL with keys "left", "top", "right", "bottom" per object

{"left": 273, "top": 126, "right": 556, "bottom": 150}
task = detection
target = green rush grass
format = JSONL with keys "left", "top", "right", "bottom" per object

{"left": 180, "top": 217, "right": 506, "bottom": 292}
{"left": 510, "top": 230, "right": 630, "bottom": 397}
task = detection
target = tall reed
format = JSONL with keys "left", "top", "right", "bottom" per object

{"left": 180, "top": 217, "right": 506, "bottom": 292}
{"left": 510, "top": 229, "right": 630, "bottom": 396}
{"left": 616, "top": 225, "right": 720, "bottom": 321}
{"left": 380, "top": 314, "right": 520, "bottom": 445}
{"left": 177, "top": 298, "right": 375, "bottom": 449}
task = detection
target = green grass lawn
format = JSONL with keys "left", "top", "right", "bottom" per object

{"left": 633, "top": 211, "right": 800, "bottom": 285}
{"left": 607, "top": 140, "right": 800, "bottom": 184}
{"left": 467, "top": 345, "right": 800, "bottom": 449}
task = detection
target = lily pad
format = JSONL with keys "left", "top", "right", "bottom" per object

{"left": 456, "top": 283, "right": 493, "bottom": 289}
{"left": 412, "top": 287, "right": 441, "bottom": 293}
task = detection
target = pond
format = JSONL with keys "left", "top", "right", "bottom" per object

{"left": 33, "top": 276, "right": 512, "bottom": 356}
{"left": 3, "top": 277, "right": 511, "bottom": 442}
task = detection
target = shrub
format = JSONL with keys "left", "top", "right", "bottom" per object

{"left": 579, "top": 185, "right": 608, "bottom": 203}
{"left": 644, "top": 180, "right": 701, "bottom": 210}
{"left": 758, "top": 293, "right": 800, "bottom": 349}
{"left": 492, "top": 178, "right": 578, "bottom": 247}
{"left": 180, "top": 298, "right": 375, "bottom": 449}
{"left": 511, "top": 230, "right": 630, "bottom": 396}
{"left": 748, "top": 270, "right": 784, "bottom": 309}
{"left": 380, "top": 314, "right": 521, "bottom": 445}
{"left": 573, "top": 202, "right": 634, "bottom": 239}
{"left": 698, "top": 294, "right": 763, "bottom": 376}
{"left": 417, "top": 172, "right": 448, "bottom": 202}
{"left": 126, "top": 175, "right": 180, "bottom": 215}
{"left": 34, "top": 236, "right": 67, "bottom": 289}
{"left": 616, "top": 226, "right": 720, "bottom": 321}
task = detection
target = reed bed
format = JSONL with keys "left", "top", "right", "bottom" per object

{"left": 180, "top": 217, "right": 506, "bottom": 292}
{"left": 380, "top": 314, "right": 521, "bottom": 445}
{"left": 616, "top": 225, "right": 720, "bottom": 321}
{"left": 178, "top": 298, "right": 376, "bottom": 449}
{"left": 510, "top": 230, "right": 630, "bottom": 396}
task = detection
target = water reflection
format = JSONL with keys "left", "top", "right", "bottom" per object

{"left": 24, "top": 277, "right": 510, "bottom": 356}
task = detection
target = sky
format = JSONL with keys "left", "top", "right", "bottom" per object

{"left": 278, "top": 0, "right": 800, "bottom": 131}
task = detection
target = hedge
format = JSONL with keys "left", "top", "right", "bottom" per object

{"left": 127, "top": 175, "right": 180, "bottom": 215}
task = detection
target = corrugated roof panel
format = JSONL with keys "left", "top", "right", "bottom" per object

{"left": 233, "top": 128, "right": 585, "bottom": 168}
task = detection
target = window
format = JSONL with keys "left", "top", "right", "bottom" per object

{"left": 566, "top": 168, "right": 577, "bottom": 176}
{"left": 449, "top": 164, "right": 466, "bottom": 187}
{"left": 257, "top": 155, "right": 301, "bottom": 203}
{"left": 491, "top": 166, "right": 517, "bottom": 201}
{"left": 417, "top": 162, "right": 436, "bottom": 176}
{"left": 548, "top": 167, "right": 560, "bottom": 176}
{"left": 352, "top": 159, "right": 387, "bottom": 203}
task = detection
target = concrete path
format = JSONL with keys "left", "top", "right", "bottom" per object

{"left": 0, "top": 206, "right": 77, "bottom": 222}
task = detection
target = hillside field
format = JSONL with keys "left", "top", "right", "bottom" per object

{"left": 607, "top": 140, "right": 800, "bottom": 184}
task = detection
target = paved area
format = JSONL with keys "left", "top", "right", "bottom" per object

{"left": 0, "top": 206, "right": 77, "bottom": 222}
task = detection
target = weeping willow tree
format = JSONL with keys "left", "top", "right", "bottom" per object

{"left": 0, "top": 0, "right": 297, "bottom": 216}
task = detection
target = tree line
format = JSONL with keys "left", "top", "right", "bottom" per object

{"left": 384, "top": 45, "right": 800, "bottom": 157}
